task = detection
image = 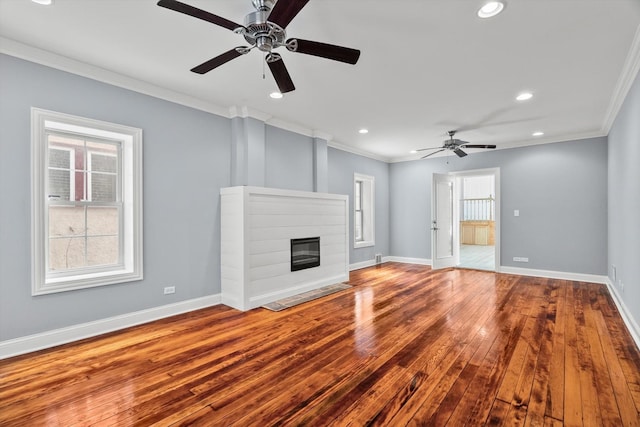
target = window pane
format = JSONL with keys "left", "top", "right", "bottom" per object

{"left": 90, "top": 172, "right": 117, "bottom": 202}
{"left": 49, "top": 206, "right": 86, "bottom": 237}
{"left": 87, "top": 207, "right": 119, "bottom": 236}
{"left": 87, "top": 236, "right": 119, "bottom": 266}
{"left": 49, "top": 147, "right": 71, "bottom": 169}
{"left": 355, "top": 181, "right": 362, "bottom": 210}
{"left": 49, "top": 237, "right": 85, "bottom": 271}
{"left": 90, "top": 150, "right": 117, "bottom": 173}
{"left": 48, "top": 168, "right": 71, "bottom": 201}
{"left": 355, "top": 211, "right": 363, "bottom": 241}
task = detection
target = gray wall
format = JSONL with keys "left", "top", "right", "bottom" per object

{"left": 265, "top": 125, "right": 314, "bottom": 192}
{"left": 608, "top": 70, "right": 640, "bottom": 328}
{"left": 328, "top": 148, "right": 390, "bottom": 264}
{"left": 390, "top": 137, "right": 608, "bottom": 275}
{"left": 0, "top": 54, "right": 231, "bottom": 341}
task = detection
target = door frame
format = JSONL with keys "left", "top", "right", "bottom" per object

{"left": 450, "top": 167, "right": 501, "bottom": 272}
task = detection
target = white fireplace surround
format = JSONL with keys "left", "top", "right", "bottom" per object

{"left": 220, "top": 186, "right": 349, "bottom": 311}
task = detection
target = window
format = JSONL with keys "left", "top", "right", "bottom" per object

{"left": 354, "top": 173, "right": 375, "bottom": 248}
{"left": 354, "top": 180, "right": 363, "bottom": 241}
{"left": 32, "top": 108, "right": 143, "bottom": 295}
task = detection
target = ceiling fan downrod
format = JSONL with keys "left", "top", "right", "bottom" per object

{"left": 251, "top": 0, "right": 275, "bottom": 12}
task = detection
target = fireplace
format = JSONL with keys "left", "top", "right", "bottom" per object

{"left": 291, "top": 237, "right": 320, "bottom": 271}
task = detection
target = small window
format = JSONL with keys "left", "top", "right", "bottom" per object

{"left": 354, "top": 180, "right": 363, "bottom": 242}
{"left": 354, "top": 173, "right": 374, "bottom": 248}
{"left": 32, "top": 108, "right": 143, "bottom": 295}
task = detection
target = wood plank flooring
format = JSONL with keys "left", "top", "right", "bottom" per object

{"left": 1, "top": 263, "right": 639, "bottom": 426}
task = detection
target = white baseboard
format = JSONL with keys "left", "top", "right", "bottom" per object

{"left": 349, "top": 259, "right": 379, "bottom": 271}
{"left": 605, "top": 278, "right": 640, "bottom": 350}
{"left": 385, "top": 256, "right": 432, "bottom": 266}
{"left": 0, "top": 294, "right": 222, "bottom": 360}
{"left": 350, "top": 256, "right": 431, "bottom": 271}
{"left": 498, "top": 266, "right": 608, "bottom": 284}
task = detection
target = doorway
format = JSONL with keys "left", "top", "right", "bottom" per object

{"left": 456, "top": 170, "right": 498, "bottom": 271}
{"left": 431, "top": 168, "right": 500, "bottom": 271}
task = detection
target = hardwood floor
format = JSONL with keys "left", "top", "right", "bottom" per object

{"left": 1, "top": 263, "right": 639, "bottom": 426}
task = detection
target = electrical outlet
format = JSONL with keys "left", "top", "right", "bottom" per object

{"left": 513, "top": 257, "right": 529, "bottom": 262}
{"left": 163, "top": 286, "right": 175, "bottom": 295}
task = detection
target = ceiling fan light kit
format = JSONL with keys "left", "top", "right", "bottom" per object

{"left": 157, "top": 0, "right": 361, "bottom": 94}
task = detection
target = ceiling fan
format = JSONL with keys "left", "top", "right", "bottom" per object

{"left": 416, "top": 131, "right": 497, "bottom": 159}
{"left": 157, "top": 0, "right": 361, "bottom": 94}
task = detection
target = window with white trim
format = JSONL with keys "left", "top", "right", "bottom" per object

{"left": 32, "top": 108, "right": 143, "bottom": 295}
{"left": 354, "top": 173, "right": 375, "bottom": 248}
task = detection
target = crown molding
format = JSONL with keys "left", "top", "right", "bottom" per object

{"left": 228, "top": 105, "right": 273, "bottom": 122}
{"left": 602, "top": 22, "right": 640, "bottom": 133}
{"left": 312, "top": 130, "right": 333, "bottom": 142}
{"left": 265, "top": 116, "right": 315, "bottom": 137}
{"left": 327, "top": 140, "right": 391, "bottom": 163}
{"left": 0, "top": 37, "right": 231, "bottom": 119}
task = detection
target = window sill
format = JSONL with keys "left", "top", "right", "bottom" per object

{"left": 34, "top": 269, "right": 143, "bottom": 296}
{"left": 354, "top": 240, "right": 375, "bottom": 249}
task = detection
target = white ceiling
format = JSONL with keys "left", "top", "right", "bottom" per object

{"left": 1, "top": 0, "right": 639, "bottom": 162}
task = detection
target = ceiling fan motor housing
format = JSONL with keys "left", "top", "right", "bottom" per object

{"left": 243, "top": 10, "right": 286, "bottom": 52}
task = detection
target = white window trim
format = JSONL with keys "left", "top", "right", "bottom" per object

{"left": 354, "top": 173, "right": 375, "bottom": 248}
{"left": 31, "top": 108, "right": 143, "bottom": 295}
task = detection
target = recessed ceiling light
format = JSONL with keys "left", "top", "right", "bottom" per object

{"left": 532, "top": 131, "right": 544, "bottom": 137}
{"left": 358, "top": 128, "right": 369, "bottom": 134}
{"left": 516, "top": 92, "right": 533, "bottom": 101}
{"left": 32, "top": 0, "right": 53, "bottom": 4}
{"left": 269, "top": 91, "right": 283, "bottom": 99}
{"left": 477, "top": 1, "right": 504, "bottom": 18}
{"left": 410, "top": 150, "right": 418, "bottom": 154}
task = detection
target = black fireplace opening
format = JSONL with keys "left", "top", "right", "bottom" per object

{"left": 291, "top": 237, "right": 320, "bottom": 271}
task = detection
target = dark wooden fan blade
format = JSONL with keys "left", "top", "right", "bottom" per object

{"left": 268, "top": 0, "right": 310, "bottom": 29}
{"left": 421, "top": 149, "right": 446, "bottom": 159}
{"left": 416, "top": 146, "right": 445, "bottom": 152}
{"left": 454, "top": 148, "right": 468, "bottom": 158}
{"left": 286, "top": 38, "right": 360, "bottom": 64}
{"left": 157, "top": 0, "right": 243, "bottom": 31}
{"left": 462, "top": 144, "right": 497, "bottom": 149}
{"left": 191, "top": 48, "right": 245, "bottom": 74}
{"left": 267, "top": 56, "right": 296, "bottom": 93}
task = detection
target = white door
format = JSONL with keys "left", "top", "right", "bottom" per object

{"left": 431, "top": 173, "right": 457, "bottom": 269}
